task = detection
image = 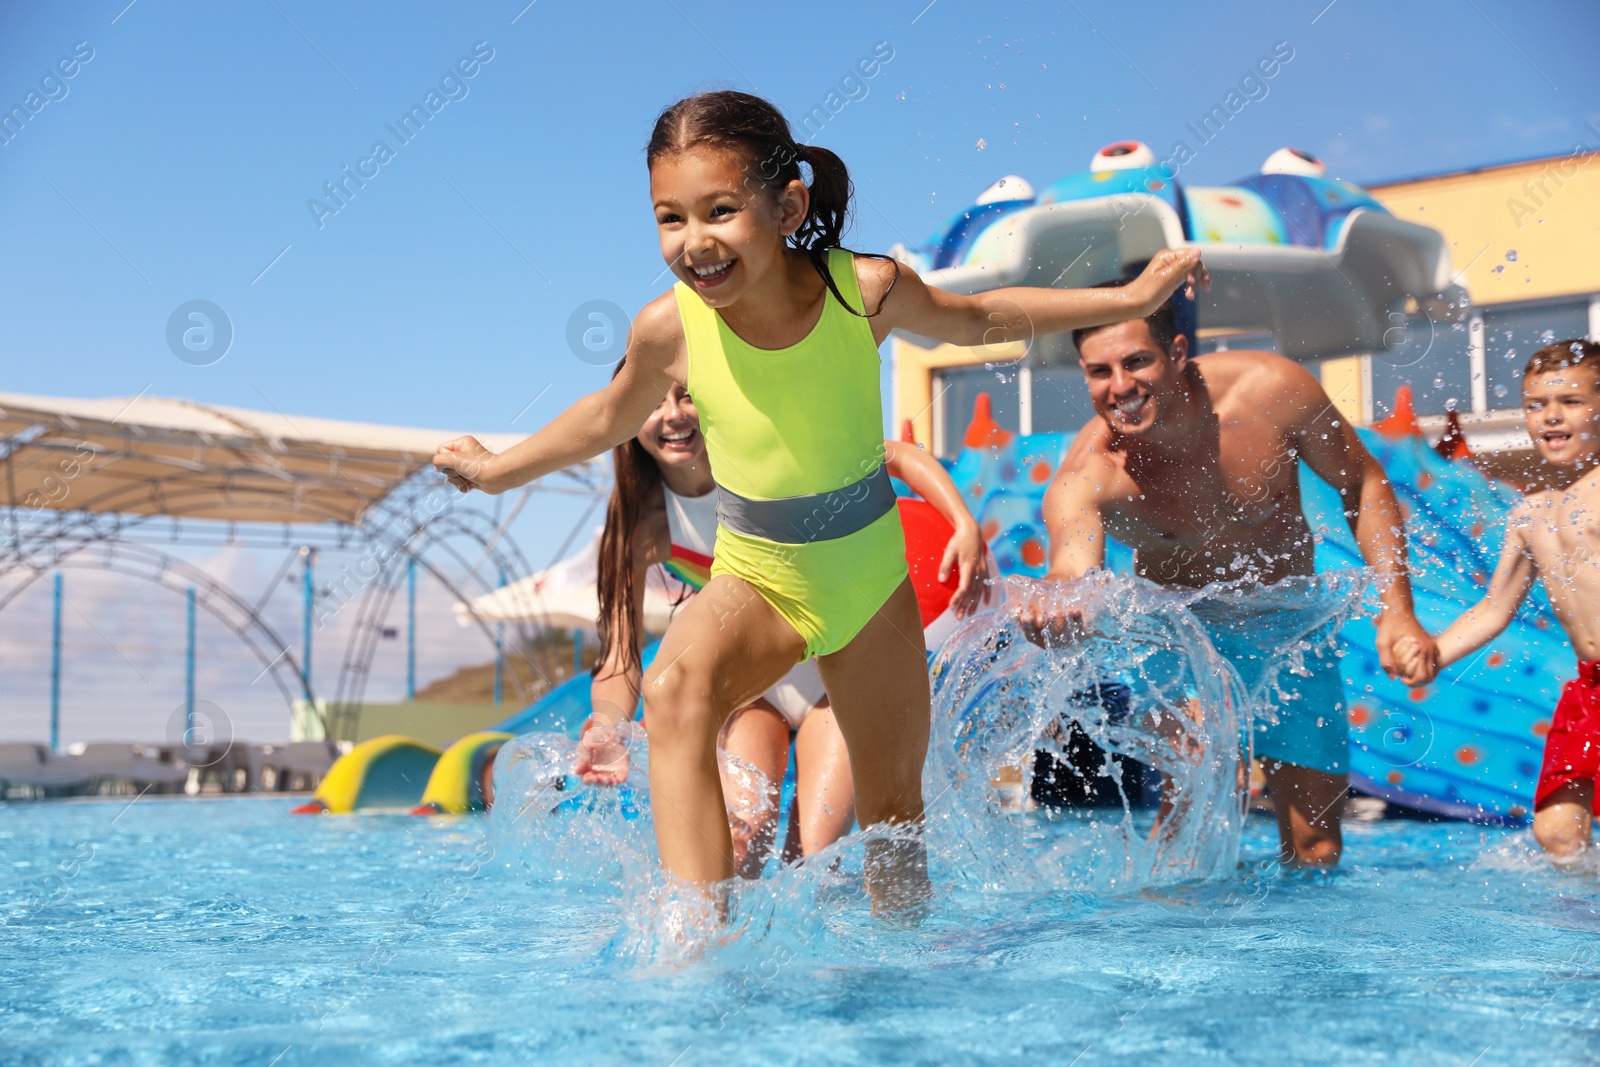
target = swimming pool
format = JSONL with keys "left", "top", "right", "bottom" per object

{"left": 4, "top": 795, "right": 1598, "bottom": 1065}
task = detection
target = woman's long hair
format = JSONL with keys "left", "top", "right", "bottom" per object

{"left": 593, "top": 360, "right": 662, "bottom": 676}
{"left": 646, "top": 90, "right": 894, "bottom": 317}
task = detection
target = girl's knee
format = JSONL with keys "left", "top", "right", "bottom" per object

{"left": 642, "top": 662, "right": 717, "bottom": 739}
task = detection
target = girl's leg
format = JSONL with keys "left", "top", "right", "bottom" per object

{"left": 787, "top": 700, "right": 856, "bottom": 861}
{"left": 719, "top": 700, "right": 791, "bottom": 878}
{"left": 816, "top": 577, "right": 931, "bottom": 917}
{"left": 642, "top": 574, "right": 805, "bottom": 887}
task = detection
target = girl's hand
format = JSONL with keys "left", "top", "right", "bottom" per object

{"left": 573, "top": 716, "right": 636, "bottom": 786}
{"left": 940, "top": 520, "right": 989, "bottom": 618}
{"left": 433, "top": 436, "right": 502, "bottom": 494}
{"left": 1129, "top": 248, "right": 1210, "bottom": 312}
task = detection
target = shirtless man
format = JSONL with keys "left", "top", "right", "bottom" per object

{"left": 1014, "top": 281, "right": 1438, "bottom": 866}
{"left": 1397, "top": 340, "right": 1600, "bottom": 858}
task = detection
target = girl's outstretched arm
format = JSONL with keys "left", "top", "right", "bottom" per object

{"left": 882, "top": 439, "right": 988, "bottom": 616}
{"left": 869, "top": 248, "right": 1208, "bottom": 351}
{"left": 433, "top": 296, "right": 686, "bottom": 494}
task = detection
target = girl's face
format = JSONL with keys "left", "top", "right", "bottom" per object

{"left": 650, "top": 145, "right": 807, "bottom": 308}
{"left": 636, "top": 384, "right": 703, "bottom": 469}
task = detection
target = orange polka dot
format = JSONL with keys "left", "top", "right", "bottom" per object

{"left": 1470, "top": 523, "right": 1484, "bottom": 538}
{"left": 1456, "top": 746, "right": 1480, "bottom": 766}
{"left": 1533, "top": 720, "right": 1550, "bottom": 738}
{"left": 1219, "top": 195, "right": 1242, "bottom": 207}
{"left": 1418, "top": 472, "right": 1434, "bottom": 489}
{"left": 1385, "top": 770, "right": 1404, "bottom": 785}
{"left": 1021, "top": 539, "right": 1046, "bottom": 567}
{"left": 1408, "top": 687, "right": 1429, "bottom": 702}
{"left": 1487, "top": 652, "right": 1505, "bottom": 668}
{"left": 1534, "top": 617, "right": 1550, "bottom": 630}
{"left": 968, "top": 483, "right": 984, "bottom": 499}
{"left": 981, "top": 520, "right": 999, "bottom": 541}
{"left": 1031, "top": 461, "right": 1052, "bottom": 483}
{"left": 1348, "top": 704, "right": 1372, "bottom": 727}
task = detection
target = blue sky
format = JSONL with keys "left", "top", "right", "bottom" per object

{"left": 2, "top": 0, "right": 1597, "bottom": 739}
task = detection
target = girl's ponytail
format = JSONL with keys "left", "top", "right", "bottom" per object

{"left": 647, "top": 91, "right": 895, "bottom": 318}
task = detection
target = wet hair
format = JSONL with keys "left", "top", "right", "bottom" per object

{"left": 1070, "top": 276, "right": 1180, "bottom": 355}
{"left": 1524, "top": 339, "right": 1600, "bottom": 386}
{"left": 645, "top": 90, "right": 896, "bottom": 317}
{"left": 593, "top": 360, "right": 662, "bottom": 677}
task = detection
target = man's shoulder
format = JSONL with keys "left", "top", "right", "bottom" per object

{"left": 1051, "top": 421, "right": 1122, "bottom": 490}
{"left": 1202, "top": 349, "right": 1314, "bottom": 392}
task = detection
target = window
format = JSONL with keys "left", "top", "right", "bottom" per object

{"left": 1481, "top": 300, "right": 1593, "bottom": 410}
{"left": 1369, "top": 314, "right": 1474, "bottom": 419}
{"left": 1030, "top": 365, "right": 1097, "bottom": 434}
{"left": 936, "top": 364, "right": 1020, "bottom": 457}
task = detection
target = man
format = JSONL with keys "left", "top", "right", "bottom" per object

{"left": 1014, "top": 281, "right": 1438, "bottom": 866}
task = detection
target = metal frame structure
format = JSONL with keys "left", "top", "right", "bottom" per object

{"left": 1, "top": 392, "right": 610, "bottom": 737}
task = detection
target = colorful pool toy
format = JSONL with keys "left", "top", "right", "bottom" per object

{"left": 894, "top": 142, "right": 1464, "bottom": 362}
{"left": 292, "top": 735, "right": 441, "bottom": 814}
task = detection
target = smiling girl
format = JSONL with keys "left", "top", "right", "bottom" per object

{"left": 434, "top": 90, "right": 1205, "bottom": 916}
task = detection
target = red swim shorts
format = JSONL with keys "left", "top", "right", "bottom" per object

{"left": 1535, "top": 661, "right": 1600, "bottom": 814}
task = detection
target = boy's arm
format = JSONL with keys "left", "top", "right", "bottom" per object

{"left": 883, "top": 440, "right": 988, "bottom": 613}
{"left": 1287, "top": 361, "right": 1438, "bottom": 681}
{"left": 433, "top": 296, "right": 683, "bottom": 494}
{"left": 1434, "top": 516, "right": 1537, "bottom": 668}
{"left": 874, "top": 249, "right": 1207, "bottom": 351}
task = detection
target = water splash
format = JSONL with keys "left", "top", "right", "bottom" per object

{"left": 925, "top": 571, "right": 1368, "bottom": 892}
{"left": 489, "top": 569, "right": 1369, "bottom": 954}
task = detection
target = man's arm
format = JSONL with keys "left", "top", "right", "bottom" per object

{"left": 1013, "top": 433, "right": 1111, "bottom": 645}
{"left": 433, "top": 295, "right": 684, "bottom": 494}
{"left": 1285, "top": 359, "right": 1439, "bottom": 681}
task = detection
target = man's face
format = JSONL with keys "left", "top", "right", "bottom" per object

{"left": 1523, "top": 364, "right": 1600, "bottom": 467}
{"left": 1078, "top": 319, "right": 1187, "bottom": 437}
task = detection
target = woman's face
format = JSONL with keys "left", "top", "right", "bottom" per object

{"left": 636, "top": 384, "right": 704, "bottom": 469}
{"left": 650, "top": 145, "right": 807, "bottom": 310}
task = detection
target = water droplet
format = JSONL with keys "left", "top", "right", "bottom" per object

{"left": 1494, "top": 383, "right": 1508, "bottom": 398}
{"left": 1505, "top": 249, "right": 1518, "bottom": 262}
{"left": 975, "top": 138, "right": 988, "bottom": 150}
{"left": 1491, "top": 265, "right": 1505, "bottom": 274}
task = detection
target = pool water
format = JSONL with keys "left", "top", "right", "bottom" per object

{"left": 4, "top": 794, "right": 1600, "bottom": 1065}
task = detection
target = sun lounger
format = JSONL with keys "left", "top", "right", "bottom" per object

{"left": 261, "top": 740, "right": 339, "bottom": 791}
{"left": 0, "top": 743, "right": 96, "bottom": 797}
{"left": 72, "top": 743, "right": 190, "bottom": 793}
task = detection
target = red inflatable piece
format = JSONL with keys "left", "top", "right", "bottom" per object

{"left": 897, "top": 497, "right": 959, "bottom": 628}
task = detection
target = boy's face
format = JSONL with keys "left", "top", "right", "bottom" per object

{"left": 1523, "top": 364, "right": 1600, "bottom": 466}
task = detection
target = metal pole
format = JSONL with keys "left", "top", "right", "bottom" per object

{"left": 406, "top": 557, "right": 416, "bottom": 702}
{"left": 493, "top": 569, "right": 505, "bottom": 706}
{"left": 185, "top": 587, "right": 196, "bottom": 745}
{"left": 300, "top": 547, "right": 315, "bottom": 694}
{"left": 49, "top": 573, "right": 62, "bottom": 753}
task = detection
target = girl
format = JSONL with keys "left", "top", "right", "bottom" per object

{"left": 573, "top": 376, "right": 996, "bottom": 878}
{"left": 435, "top": 90, "right": 1205, "bottom": 915}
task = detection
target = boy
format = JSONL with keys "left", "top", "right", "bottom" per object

{"left": 1399, "top": 339, "right": 1600, "bottom": 857}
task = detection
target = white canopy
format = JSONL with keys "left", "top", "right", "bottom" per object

{"left": 0, "top": 391, "right": 557, "bottom": 525}
{"left": 455, "top": 528, "right": 685, "bottom": 632}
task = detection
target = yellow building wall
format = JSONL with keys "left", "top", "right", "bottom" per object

{"left": 1368, "top": 151, "right": 1600, "bottom": 306}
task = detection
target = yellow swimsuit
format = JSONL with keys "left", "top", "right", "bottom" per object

{"left": 673, "top": 247, "right": 908, "bottom": 659}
